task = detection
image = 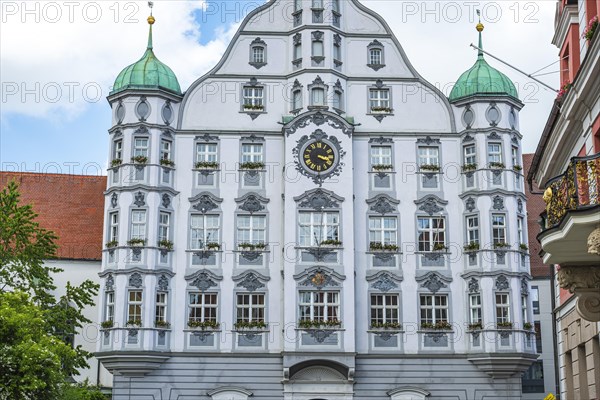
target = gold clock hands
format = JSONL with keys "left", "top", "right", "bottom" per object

{"left": 317, "top": 155, "right": 329, "bottom": 161}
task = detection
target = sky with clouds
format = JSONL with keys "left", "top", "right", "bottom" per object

{"left": 1, "top": 0, "right": 560, "bottom": 176}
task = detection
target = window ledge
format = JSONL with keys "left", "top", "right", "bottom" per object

{"left": 307, "top": 105, "right": 329, "bottom": 111}
{"left": 367, "top": 63, "right": 386, "bottom": 71}
{"left": 248, "top": 62, "right": 267, "bottom": 70}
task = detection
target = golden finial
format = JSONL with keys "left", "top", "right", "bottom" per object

{"left": 147, "top": 1, "right": 155, "bottom": 24}
{"left": 476, "top": 9, "right": 484, "bottom": 32}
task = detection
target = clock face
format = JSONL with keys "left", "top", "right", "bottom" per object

{"left": 301, "top": 140, "right": 338, "bottom": 173}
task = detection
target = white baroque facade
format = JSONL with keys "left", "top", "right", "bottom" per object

{"left": 98, "top": 1, "right": 538, "bottom": 398}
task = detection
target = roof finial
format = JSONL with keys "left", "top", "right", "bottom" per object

{"left": 147, "top": 2, "right": 155, "bottom": 49}
{"left": 476, "top": 9, "right": 484, "bottom": 59}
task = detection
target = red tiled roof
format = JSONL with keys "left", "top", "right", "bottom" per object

{"left": 523, "top": 154, "right": 551, "bottom": 278}
{"left": 0, "top": 172, "right": 106, "bottom": 261}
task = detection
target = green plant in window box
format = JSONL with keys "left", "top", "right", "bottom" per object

{"left": 239, "top": 161, "right": 265, "bottom": 170}
{"left": 131, "top": 156, "right": 148, "bottom": 164}
{"left": 468, "top": 322, "right": 483, "bottom": 330}
{"left": 370, "top": 106, "right": 393, "bottom": 113}
{"left": 127, "top": 238, "right": 146, "bottom": 247}
{"left": 238, "top": 242, "right": 267, "bottom": 251}
{"left": 369, "top": 242, "right": 399, "bottom": 252}
{"left": 523, "top": 322, "right": 533, "bottom": 330}
{"left": 519, "top": 243, "right": 528, "bottom": 251}
{"left": 154, "top": 320, "right": 171, "bottom": 329}
{"left": 158, "top": 240, "right": 173, "bottom": 250}
{"left": 512, "top": 164, "right": 523, "bottom": 172}
{"left": 234, "top": 321, "right": 268, "bottom": 330}
{"left": 462, "top": 163, "right": 477, "bottom": 172}
{"left": 160, "top": 158, "right": 175, "bottom": 167}
{"left": 126, "top": 319, "right": 142, "bottom": 327}
{"left": 372, "top": 164, "right": 393, "bottom": 172}
{"left": 370, "top": 322, "right": 402, "bottom": 330}
{"left": 488, "top": 162, "right": 505, "bottom": 169}
{"left": 243, "top": 104, "right": 264, "bottom": 111}
{"left": 497, "top": 321, "right": 513, "bottom": 329}
{"left": 420, "top": 321, "right": 452, "bottom": 331}
{"left": 319, "top": 239, "right": 342, "bottom": 247}
{"left": 582, "top": 15, "right": 598, "bottom": 41}
{"left": 298, "top": 319, "right": 341, "bottom": 329}
{"left": 463, "top": 242, "right": 480, "bottom": 252}
{"left": 101, "top": 320, "right": 114, "bottom": 329}
{"left": 105, "top": 240, "right": 119, "bottom": 249}
{"left": 187, "top": 320, "right": 220, "bottom": 329}
{"left": 432, "top": 243, "right": 448, "bottom": 251}
{"left": 493, "top": 242, "right": 511, "bottom": 249}
{"left": 419, "top": 164, "right": 440, "bottom": 172}
{"left": 111, "top": 159, "right": 123, "bottom": 167}
{"left": 195, "top": 161, "right": 219, "bottom": 170}
{"left": 206, "top": 242, "right": 221, "bottom": 250}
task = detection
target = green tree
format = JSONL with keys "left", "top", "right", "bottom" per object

{"left": 0, "top": 180, "right": 100, "bottom": 399}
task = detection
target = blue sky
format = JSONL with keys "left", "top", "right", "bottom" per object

{"left": 1, "top": 1, "right": 559, "bottom": 176}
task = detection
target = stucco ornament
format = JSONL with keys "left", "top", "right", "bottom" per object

{"left": 557, "top": 265, "right": 600, "bottom": 321}
{"left": 587, "top": 226, "right": 600, "bottom": 255}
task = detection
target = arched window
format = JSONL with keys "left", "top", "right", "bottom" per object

{"left": 249, "top": 38, "right": 267, "bottom": 69}
{"left": 308, "top": 76, "right": 328, "bottom": 109}
{"left": 367, "top": 40, "right": 386, "bottom": 71}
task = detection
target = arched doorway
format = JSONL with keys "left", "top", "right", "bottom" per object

{"left": 283, "top": 362, "right": 354, "bottom": 400}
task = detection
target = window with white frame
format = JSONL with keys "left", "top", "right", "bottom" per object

{"left": 334, "top": 42, "right": 341, "bottom": 61}
{"left": 492, "top": 214, "right": 506, "bottom": 244}
{"left": 370, "top": 146, "right": 392, "bottom": 167}
{"left": 517, "top": 217, "right": 524, "bottom": 244}
{"left": 133, "top": 138, "right": 149, "bottom": 158}
{"left": 312, "top": 39, "right": 324, "bottom": 57}
{"left": 488, "top": 143, "right": 503, "bottom": 164}
{"left": 419, "top": 294, "right": 448, "bottom": 324}
{"left": 521, "top": 295, "right": 529, "bottom": 324}
{"left": 418, "top": 146, "right": 439, "bottom": 168}
{"left": 155, "top": 291, "right": 168, "bottom": 323}
{"left": 369, "top": 89, "right": 390, "bottom": 110}
{"left": 298, "top": 212, "right": 339, "bottom": 246}
{"left": 299, "top": 291, "right": 339, "bottom": 322}
{"left": 495, "top": 293, "right": 510, "bottom": 324}
{"left": 160, "top": 140, "right": 172, "bottom": 162}
{"left": 294, "top": 42, "right": 302, "bottom": 60}
{"left": 369, "top": 217, "right": 397, "bottom": 246}
{"left": 243, "top": 87, "right": 264, "bottom": 109}
{"left": 105, "top": 292, "right": 115, "bottom": 322}
{"left": 292, "top": 89, "right": 302, "bottom": 111}
{"left": 464, "top": 144, "right": 476, "bottom": 165}
{"left": 196, "top": 143, "right": 218, "bottom": 163}
{"left": 113, "top": 139, "right": 123, "bottom": 161}
{"left": 311, "top": 87, "right": 326, "bottom": 106}
{"left": 241, "top": 144, "right": 263, "bottom": 163}
{"left": 251, "top": 46, "right": 265, "bottom": 64}
{"left": 127, "top": 290, "right": 143, "bottom": 323}
{"left": 236, "top": 293, "right": 265, "bottom": 323}
{"left": 237, "top": 215, "right": 266, "bottom": 245}
{"left": 332, "top": 90, "right": 343, "bottom": 111}
{"left": 512, "top": 146, "right": 519, "bottom": 167}
{"left": 188, "top": 292, "right": 218, "bottom": 323}
{"left": 158, "top": 212, "right": 170, "bottom": 242}
{"left": 369, "top": 48, "right": 382, "bottom": 65}
{"left": 130, "top": 210, "right": 147, "bottom": 240}
{"left": 109, "top": 212, "right": 119, "bottom": 242}
{"left": 190, "top": 215, "right": 220, "bottom": 249}
{"left": 466, "top": 215, "right": 479, "bottom": 245}
{"left": 531, "top": 287, "right": 540, "bottom": 314}
{"left": 370, "top": 294, "right": 399, "bottom": 325}
{"left": 469, "top": 294, "right": 482, "bottom": 324}
{"left": 417, "top": 216, "right": 446, "bottom": 252}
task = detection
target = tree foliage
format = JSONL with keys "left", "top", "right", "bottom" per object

{"left": 0, "top": 180, "right": 101, "bottom": 399}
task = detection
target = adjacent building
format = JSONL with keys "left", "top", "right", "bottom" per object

{"left": 98, "top": 1, "right": 538, "bottom": 399}
{"left": 527, "top": 0, "right": 600, "bottom": 398}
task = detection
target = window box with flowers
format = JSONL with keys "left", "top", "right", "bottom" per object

{"left": 106, "top": 240, "right": 119, "bottom": 249}
{"left": 462, "top": 163, "right": 478, "bottom": 173}
{"left": 127, "top": 238, "right": 146, "bottom": 247}
{"left": 243, "top": 104, "right": 265, "bottom": 112}
{"left": 238, "top": 242, "right": 267, "bottom": 251}
{"left": 519, "top": 243, "right": 528, "bottom": 251}
{"left": 420, "top": 321, "right": 452, "bottom": 331}
{"left": 126, "top": 319, "right": 142, "bottom": 328}
{"left": 370, "top": 322, "right": 402, "bottom": 331}
{"left": 497, "top": 322, "right": 513, "bottom": 329}
{"left": 298, "top": 319, "right": 342, "bottom": 329}
{"left": 513, "top": 164, "right": 523, "bottom": 172}
{"left": 155, "top": 320, "right": 171, "bottom": 329}
{"left": 369, "top": 242, "right": 400, "bottom": 252}
{"left": 158, "top": 240, "right": 173, "bottom": 251}
{"left": 187, "top": 320, "right": 220, "bottom": 330}
{"left": 432, "top": 243, "right": 449, "bottom": 252}
{"left": 101, "top": 320, "right": 114, "bottom": 329}
{"left": 463, "top": 242, "right": 480, "bottom": 252}
{"left": 372, "top": 164, "right": 394, "bottom": 172}
{"left": 419, "top": 164, "right": 441, "bottom": 172}
{"left": 557, "top": 81, "right": 572, "bottom": 100}
{"left": 370, "top": 106, "right": 393, "bottom": 114}
{"left": 206, "top": 242, "right": 221, "bottom": 250}
{"left": 488, "top": 162, "right": 505, "bottom": 169}
{"left": 160, "top": 158, "right": 175, "bottom": 168}
{"left": 194, "top": 161, "right": 220, "bottom": 170}
{"left": 111, "top": 159, "right": 123, "bottom": 168}
{"left": 468, "top": 322, "right": 483, "bottom": 331}
{"left": 318, "top": 239, "right": 342, "bottom": 248}
{"left": 239, "top": 161, "right": 265, "bottom": 170}
{"left": 233, "top": 321, "right": 268, "bottom": 331}
{"left": 131, "top": 156, "right": 148, "bottom": 165}
{"left": 582, "top": 15, "right": 598, "bottom": 42}
{"left": 523, "top": 322, "right": 533, "bottom": 331}
{"left": 493, "top": 242, "right": 511, "bottom": 250}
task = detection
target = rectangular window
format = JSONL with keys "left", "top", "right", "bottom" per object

{"left": 469, "top": 294, "right": 482, "bottom": 324}
{"left": 312, "top": 40, "right": 324, "bottom": 57}
{"left": 299, "top": 291, "right": 339, "bottom": 322}
{"left": 370, "top": 146, "right": 392, "bottom": 166}
{"left": 196, "top": 143, "right": 218, "bottom": 163}
{"left": 418, "top": 146, "right": 439, "bottom": 167}
{"left": 512, "top": 146, "right": 519, "bottom": 167}
{"left": 127, "top": 290, "right": 143, "bottom": 323}
{"left": 531, "top": 286, "right": 540, "bottom": 314}
{"left": 332, "top": 0, "right": 340, "bottom": 12}
{"left": 160, "top": 140, "right": 172, "bottom": 162}
{"left": 492, "top": 214, "right": 506, "bottom": 244}
{"left": 369, "top": 48, "right": 382, "bottom": 65}
{"left": 312, "top": 0, "right": 322, "bottom": 8}
{"left": 535, "top": 321, "right": 542, "bottom": 352}
{"left": 369, "top": 89, "right": 390, "bottom": 109}
{"left": 417, "top": 216, "right": 446, "bottom": 252}
{"left": 298, "top": 212, "right": 339, "bottom": 246}
{"left": 419, "top": 294, "right": 448, "bottom": 324}
{"left": 243, "top": 87, "right": 264, "bottom": 108}
{"left": 241, "top": 144, "right": 263, "bottom": 163}
{"left": 311, "top": 88, "right": 325, "bottom": 106}
{"left": 155, "top": 291, "right": 168, "bottom": 323}
{"left": 113, "top": 139, "right": 123, "bottom": 161}
{"left": 237, "top": 215, "right": 266, "bottom": 245}
{"left": 188, "top": 292, "right": 218, "bottom": 323}
{"left": 294, "top": 43, "right": 302, "bottom": 60}
{"left": 466, "top": 215, "right": 479, "bottom": 244}
{"left": 158, "top": 212, "right": 170, "bottom": 242}
{"left": 333, "top": 43, "right": 341, "bottom": 61}
{"left": 464, "top": 144, "right": 476, "bottom": 165}
{"left": 517, "top": 217, "right": 524, "bottom": 244}
{"left": 292, "top": 90, "right": 302, "bottom": 110}
{"left": 130, "top": 210, "right": 146, "bottom": 240}
{"left": 522, "top": 295, "right": 529, "bottom": 324}
{"left": 105, "top": 292, "right": 115, "bottom": 322}
{"left": 488, "top": 143, "right": 503, "bottom": 164}
{"left": 370, "top": 294, "right": 399, "bottom": 325}
{"left": 369, "top": 217, "right": 397, "bottom": 245}
{"left": 236, "top": 293, "right": 265, "bottom": 323}
{"left": 190, "top": 215, "right": 220, "bottom": 249}
{"left": 109, "top": 212, "right": 119, "bottom": 242}
{"left": 252, "top": 47, "right": 264, "bottom": 63}
{"left": 133, "top": 138, "right": 149, "bottom": 158}
{"left": 495, "top": 293, "right": 510, "bottom": 324}
{"left": 332, "top": 91, "right": 342, "bottom": 111}
{"left": 294, "top": 0, "right": 302, "bottom": 11}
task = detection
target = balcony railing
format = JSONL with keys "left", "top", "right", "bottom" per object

{"left": 542, "top": 153, "right": 600, "bottom": 229}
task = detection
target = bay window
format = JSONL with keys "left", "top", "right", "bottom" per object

{"left": 495, "top": 293, "right": 510, "bottom": 324}
{"left": 492, "top": 214, "right": 506, "bottom": 244}
{"left": 127, "top": 290, "right": 143, "bottom": 323}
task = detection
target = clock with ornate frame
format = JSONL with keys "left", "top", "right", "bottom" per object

{"left": 294, "top": 129, "right": 345, "bottom": 186}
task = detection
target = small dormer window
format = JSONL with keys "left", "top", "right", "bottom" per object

{"left": 249, "top": 38, "right": 267, "bottom": 69}
{"left": 367, "top": 40, "right": 386, "bottom": 71}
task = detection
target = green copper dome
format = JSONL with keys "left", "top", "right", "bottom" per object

{"left": 111, "top": 17, "right": 181, "bottom": 95}
{"left": 449, "top": 25, "right": 518, "bottom": 102}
